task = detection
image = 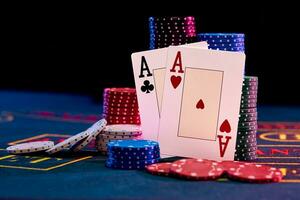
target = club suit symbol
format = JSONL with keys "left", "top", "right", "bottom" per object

{"left": 141, "top": 80, "right": 154, "bottom": 94}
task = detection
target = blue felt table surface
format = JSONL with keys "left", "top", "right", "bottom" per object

{"left": 0, "top": 91, "right": 299, "bottom": 200}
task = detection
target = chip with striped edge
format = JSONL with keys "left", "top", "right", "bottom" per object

{"left": 46, "top": 119, "right": 107, "bottom": 154}
{"left": 170, "top": 158, "right": 224, "bottom": 180}
{"left": 7, "top": 141, "right": 54, "bottom": 154}
{"left": 146, "top": 162, "right": 173, "bottom": 176}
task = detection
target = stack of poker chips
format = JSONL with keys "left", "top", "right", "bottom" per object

{"left": 105, "top": 140, "right": 160, "bottom": 170}
{"left": 235, "top": 76, "right": 258, "bottom": 161}
{"left": 96, "top": 124, "right": 142, "bottom": 154}
{"left": 149, "top": 16, "right": 197, "bottom": 49}
{"left": 102, "top": 88, "right": 140, "bottom": 125}
{"left": 197, "top": 33, "right": 245, "bottom": 52}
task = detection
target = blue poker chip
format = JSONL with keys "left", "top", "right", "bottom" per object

{"left": 105, "top": 157, "right": 160, "bottom": 170}
{"left": 209, "top": 46, "right": 245, "bottom": 52}
{"left": 198, "top": 38, "right": 245, "bottom": 43}
{"left": 107, "top": 149, "right": 160, "bottom": 160}
{"left": 107, "top": 139, "right": 159, "bottom": 149}
{"left": 208, "top": 42, "right": 244, "bottom": 48}
{"left": 198, "top": 33, "right": 245, "bottom": 39}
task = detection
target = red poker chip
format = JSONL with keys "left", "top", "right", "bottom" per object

{"left": 102, "top": 114, "right": 140, "bottom": 121}
{"left": 106, "top": 119, "right": 141, "bottom": 125}
{"left": 103, "top": 102, "right": 139, "bottom": 108}
{"left": 224, "top": 162, "right": 283, "bottom": 183}
{"left": 170, "top": 159, "right": 224, "bottom": 180}
{"left": 103, "top": 88, "right": 136, "bottom": 96}
{"left": 103, "top": 98, "right": 138, "bottom": 106}
{"left": 103, "top": 93, "right": 137, "bottom": 101}
{"left": 103, "top": 109, "right": 139, "bottom": 116}
{"left": 146, "top": 162, "right": 173, "bottom": 176}
{"left": 103, "top": 105, "right": 139, "bottom": 112}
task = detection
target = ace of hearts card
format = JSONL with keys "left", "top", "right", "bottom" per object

{"left": 131, "top": 42, "right": 208, "bottom": 141}
{"left": 158, "top": 46, "right": 245, "bottom": 160}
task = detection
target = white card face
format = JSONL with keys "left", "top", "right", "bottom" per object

{"left": 131, "top": 42, "right": 208, "bottom": 141}
{"left": 158, "top": 46, "right": 245, "bottom": 161}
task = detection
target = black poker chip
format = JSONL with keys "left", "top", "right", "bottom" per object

{"left": 237, "top": 130, "right": 257, "bottom": 137}
{"left": 239, "top": 112, "right": 258, "bottom": 118}
{"left": 239, "top": 108, "right": 257, "bottom": 114}
{"left": 236, "top": 141, "right": 257, "bottom": 149}
{"left": 235, "top": 145, "right": 257, "bottom": 152}
{"left": 242, "top": 90, "right": 258, "bottom": 96}
{"left": 236, "top": 136, "right": 257, "bottom": 144}
{"left": 238, "top": 116, "right": 258, "bottom": 122}
{"left": 234, "top": 154, "right": 257, "bottom": 161}
{"left": 238, "top": 121, "right": 257, "bottom": 128}
{"left": 244, "top": 76, "right": 258, "bottom": 82}
{"left": 240, "top": 103, "right": 257, "bottom": 109}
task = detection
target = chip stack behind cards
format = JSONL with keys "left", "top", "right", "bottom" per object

{"left": 149, "top": 16, "right": 197, "bottom": 49}
{"left": 197, "top": 33, "right": 245, "bottom": 52}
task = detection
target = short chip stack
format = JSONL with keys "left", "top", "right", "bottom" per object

{"left": 236, "top": 76, "right": 258, "bottom": 161}
{"left": 102, "top": 88, "right": 140, "bottom": 125}
{"left": 105, "top": 140, "right": 160, "bottom": 169}
{"left": 197, "top": 33, "right": 245, "bottom": 52}
{"left": 95, "top": 124, "right": 142, "bottom": 154}
{"left": 149, "top": 16, "right": 197, "bottom": 49}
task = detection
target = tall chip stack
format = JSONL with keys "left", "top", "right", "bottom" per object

{"left": 197, "top": 33, "right": 258, "bottom": 161}
{"left": 236, "top": 76, "right": 258, "bottom": 161}
{"left": 98, "top": 88, "right": 142, "bottom": 154}
{"left": 149, "top": 16, "right": 197, "bottom": 49}
{"left": 102, "top": 88, "right": 140, "bottom": 125}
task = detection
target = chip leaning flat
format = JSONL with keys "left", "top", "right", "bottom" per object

{"left": 7, "top": 141, "right": 54, "bottom": 154}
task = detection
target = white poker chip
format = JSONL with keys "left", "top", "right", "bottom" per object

{"left": 72, "top": 119, "right": 107, "bottom": 152}
{"left": 46, "top": 119, "right": 107, "bottom": 154}
{"left": 7, "top": 141, "right": 54, "bottom": 154}
{"left": 101, "top": 124, "right": 142, "bottom": 135}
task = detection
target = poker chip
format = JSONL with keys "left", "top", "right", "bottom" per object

{"left": 7, "top": 141, "right": 54, "bottom": 154}
{"left": 242, "top": 86, "right": 258, "bottom": 91}
{"left": 244, "top": 76, "right": 258, "bottom": 82}
{"left": 108, "top": 150, "right": 160, "bottom": 161}
{"left": 101, "top": 124, "right": 142, "bottom": 136}
{"left": 238, "top": 125, "right": 258, "bottom": 131}
{"left": 103, "top": 102, "right": 138, "bottom": 108}
{"left": 105, "top": 139, "right": 160, "bottom": 170}
{"left": 46, "top": 119, "right": 107, "bottom": 154}
{"left": 71, "top": 119, "right": 107, "bottom": 152}
{"left": 105, "top": 158, "right": 160, "bottom": 170}
{"left": 198, "top": 33, "right": 245, "bottom": 39}
{"left": 238, "top": 116, "right": 258, "bottom": 122}
{"left": 240, "top": 103, "right": 257, "bottom": 109}
{"left": 226, "top": 163, "right": 282, "bottom": 183}
{"left": 241, "top": 94, "right": 257, "bottom": 99}
{"left": 209, "top": 42, "right": 244, "bottom": 47}
{"left": 103, "top": 88, "right": 136, "bottom": 96}
{"left": 242, "top": 90, "right": 258, "bottom": 96}
{"left": 95, "top": 124, "right": 143, "bottom": 153}
{"left": 106, "top": 119, "right": 141, "bottom": 125}
{"left": 236, "top": 141, "right": 257, "bottom": 149}
{"left": 238, "top": 121, "right": 257, "bottom": 127}
{"left": 102, "top": 114, "right": 141, "bottom": 121}
{"left": 240, "top": 99, "right": 257, "bottom": 105}
{"left": 170, "top": 159, "right": 224, "bottom": 180}
{"left": 239, "top": 112, "right": 258, "bottom": 118}
{"left": 239, "top": 108, "right": 257, "bottom": 114}
{"left": 149, "top": 16, "right": 197, "bottom": 49}
{"left": 211, "top": 46, "right": 245, "bottom": 52}
{"left": 237, "top": 131, "right": 257, "bottom": 139}
{"left": 107, "top": 140, "right": 159, "bottom": 150}
{"left": 146, "top": 162, "right": 173, "bottom": 176}
{"left": 236, "top": 137, "right": 256, "bottom": 144}
{"left": 102, "top": 105, "right": 139, "bottom": 114}
{"left": 235, "top": 145, "right": 257, "bottom": 153}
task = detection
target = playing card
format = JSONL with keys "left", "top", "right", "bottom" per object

{"left": 131, "top": 42, "right": 208, "bottom": 141}
{"left": 158, "top": 46, "right": 245, "bottom": 160}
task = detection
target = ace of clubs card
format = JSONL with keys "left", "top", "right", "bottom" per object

{"left": 158, "top": 46, "right": 245, "bottom": 160}
{"left": 131, "top": 42, "right": 208, "bottom": 141}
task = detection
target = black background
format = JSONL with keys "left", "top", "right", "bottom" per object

{"left": 1, "top": 2, "right": 299, "bottom": 105}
